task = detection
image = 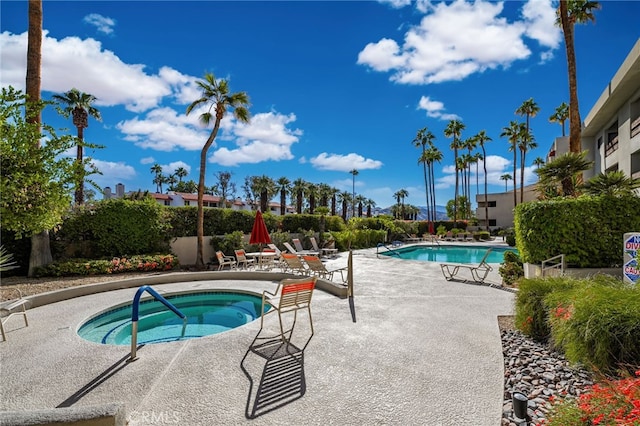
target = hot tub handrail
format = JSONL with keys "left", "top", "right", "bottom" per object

{"left": 129, "top": 285, "right": 186, "bottom": 361}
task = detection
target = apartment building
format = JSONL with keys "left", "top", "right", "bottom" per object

{"left": 476, "top": 38, "right": 640, "bottom": 229}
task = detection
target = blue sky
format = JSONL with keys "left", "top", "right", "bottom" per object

{"left": 2, "top": 1, "right": 639, "bottom": 209}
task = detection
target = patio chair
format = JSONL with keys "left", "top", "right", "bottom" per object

{"left": 246, "top": 276, "right": 317, "bottom": 359}
{"left": 234, "top": 249, "right": 256, "bottom": 270}
{"left": 257, "top": 249, "right": 277, "bottom": 271}
{"left": 1, "top": 288, "right": 30, "bottom": 341}
{"left": 216, "top": 251, "right": 237, "bottom": 271}
{"left": 440, "top": 248, "right": 494, "bottom": 283}
{"left": 302, "top": 255, "right": 347, "bottom": 283}
{"left": 444, "top": 231, "right": 454, "bottom": 242}
{"left": 309, "top": 237, "right": 338, "bottom": 258}
{"left": 283, "top": 242, "right": 317, "bottom": 257}
{"left": 292, "top": 238, "right": 320, "bottom": 256}
{"left": 281, "top": 253, "right": 309, "bottom": 275}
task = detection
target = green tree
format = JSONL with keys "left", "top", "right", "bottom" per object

{"left": 557, "top": 0, "right": 600, "bottom": 154}
{"left": 445, "top": 196, "right": 470, "bottom": 221}
{"left": 306, "top": 182, "right": 318, "bottom": 214}
{"left": 52, "top": 88, "right": 102, "bottom": 205}
{"left": 413, "top": 127, "right": 435, "bottom": 223}
{"left": 349, "top": 169, "right": 359, "bottom": 218}
{"left": 535, "top": 151, "right": 593, "bottom": 197}
{"left": 396, "top": 188, "right": 409, "bottom": 219}
{"left": 501, "top": 121, "right": 525, "bottom": 209}
{"left": 291, "top": 178, "right": 307, "bottom": 214}
{"left": 500, "top": 173, "right": 512, "bottom": 192}
{"left": 444, "top": 119, "right": 465, "bottom": 226}
{"left": 516, "top": 98, "right": 540, "bottom": 203}
{"left": 212, "top": 171, "right": 235, "bottom": 207}
{"left": 582, "top": 171, "right": 640, "bottom": 196}
{"left": 150, "top": 163, "right": 163, "bottom": 193}
{"left": 549, "top": 102, "right": 569, "bottom": 137}
{"left": 365, "top": 198, "right": 376, "bottom": 218}
{"left": 475, "top": 131, "right": 492, "bottom": 231}
{"left": 338, "top": 191, "right": 351, "bottom": 221}
{"left": 186, "top": 73, "right": 250, "bottom": 269}
{"left": 276, "top": 176, "right": 291, "bottom": 216}
{"left": 175, "top": 166, "right": 188, "bottom": 182}
{"left": 1, "top": 88, "right": 76, "bottom": 274}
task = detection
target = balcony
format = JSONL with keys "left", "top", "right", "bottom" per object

{"left": 605, "top": 134, "right": 619, "bottom": 157}
{"left": 631, "top": 116, "right": 640, "bottom": 139}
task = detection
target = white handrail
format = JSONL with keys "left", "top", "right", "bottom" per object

{"left": 541, "top": 254, "right": 565, "bottom": 277}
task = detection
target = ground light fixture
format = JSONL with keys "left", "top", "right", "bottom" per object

{"left": 512, "top": 391, "right": 529, "bottom": 424}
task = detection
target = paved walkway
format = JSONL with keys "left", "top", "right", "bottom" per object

{"left": 0, "top": 244, "right": 514, "bottom": 425}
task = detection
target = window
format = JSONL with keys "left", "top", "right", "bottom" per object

{"left": 164, "top": 200, "right": 171, "bottom": 206}
{"left": 605, "top": 121, "right": 619, "bottom": 157}
{"left": 606, "top": 164, "right": 619, "bottom": 174}
{"left": 489, "top": 219, "right": 497, "bottom": 227}
{"left": 631, "top": 98, "right": 640, "bottom": 138}
{"left": 631, "top": 150, "right": 640, "bottom": 180}
{"left": 184, "top": 200, "right": 190, "bottom": 206}
{"left": 479, "top": 201, "right": 497, "bottom": 208}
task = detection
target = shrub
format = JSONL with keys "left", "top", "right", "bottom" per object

{"left": 210, "top": 231, "right": 244, "bottom": 257}
{"left": 545, "top": 276, "right": 640, "bottom": 374}
{"left": 515, "top": 276, "right": 580, "bottom": 341}
{"left": 474, "top": 231, "right": 491, "bottom": 241}
{"left": 34, "top": 254, "right": 179, "bottom": 277}
{"left": 499, "top": 251, "right": 524, "bottom": 286}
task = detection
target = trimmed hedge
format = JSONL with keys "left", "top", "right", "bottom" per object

{"left": 514, "top": 195, "right": 640, "bottom": 267}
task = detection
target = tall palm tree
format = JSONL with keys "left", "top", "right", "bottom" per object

{"left": 253, "top": 175, "right": 275, "bottom": 212}
{"left": 186, "top": 73, "right": 250, "bottom": 269}
{"left": 425, "top": 146, "right": 443, "bottom": 226}
{"left": 475, "top": 130, "right": 492, "bottom": 231}
{"left": 535, "top": 151, "right": 593, "bottom": 197}
{"left": 548, "top": 102, "right": 569, "bottom": 136}
{"left": 518, "top": 129, "right": 538, "bottom": 203}
{"left": 533, "top": 157, "right": 545, "bottom": 168}
{"left": 52, "top": 88, "right": 101, "bottom": 205}
{"left": 167, "top": 174, "right": 178, "bottom": 191}
{"left": 175, "top": 166, "right": 188, "bottom": 182}
{"left": 500, "top": 173, "right": 512, "bottom": 192}
{"left": 338, "top": 191, "right": 351, "bottom": 221}
{"left": 501, "top": 121, "right": 524, "bottom": 209}
{"left": 306, "top": 183, "right": 318, "bottom": 214}
{"left": 557, "top": 0, "right": 600, "bottom": 153}
{"left": 365, "top": 198, "right": 376, "bottom": 218}
{"left": 397, "top": 188, "right": 409, "bottom": 219}
{"left": 291, "top": 178, "right": 307, "bottom": 214}
{"left": 413, "top": 127, "right": 435, "bottom": 223}
{"left": 150, "top": 163, "right": 163, "bottom": 193}
{"left": 317, "top": 183, "right": 332, "bottom": 207}
{"left": 355, "top": 195, "right": 366, "bottom": 217}
{"left": 349, "top": 169, "right": 359, "bottom": 219}
{"left": 462, "top": 136, "right": 477, "bottom": 205}
{"left": 444, "top": 119, "right": 465, "bottom": 226}
{"left": 329, "top": 186, "right": 339, "bottom": 216}
{"left": 276, "top": 177, "right": 291, "bottom": 216}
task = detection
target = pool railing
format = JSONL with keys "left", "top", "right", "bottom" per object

{"left": 129, "top": 285, "right": 186, "bottom": 361}
{"left": 376, "top": 243, "right": 402, "bottom": 258}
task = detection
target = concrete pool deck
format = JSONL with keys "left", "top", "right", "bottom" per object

{"left": 0, "top": 242, "right": 515, "bottom": 425}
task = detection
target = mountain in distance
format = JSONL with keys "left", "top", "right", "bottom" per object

{"left": 375, "top": 205, "right": 449, "bottom": 221}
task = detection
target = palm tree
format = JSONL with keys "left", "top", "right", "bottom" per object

{"left": 397, "top": 188, "right": 409, "bottom": 219}
{"left": 317, "top": 183, "right": 332, "bottom": 207}
{"left": 549, "top": 102, "right": 569, "bottom": 136}
{"left": 276, "top": 177, "right": 291, "bottom": 216}
{"left": 413, "top": 127, "right": 435, "bottom": 223}
{"left": 501, "top": 121, "right": 525, "bottom": 209}
{"left": 150, "top": 163, "right": 163, "bottom": 192}
{"left": 186, "top": 73, "right": 250, "bottom": 269}
{"left": 338, "top": 191, "right": 351, "bottom": 221}
{"left": 253, "top": 175, "right": 275, "bottom": 212}
{"left": 355, "top": 195, "right": 366, "bottom": 217}
{"left": 557, "top": 0, "right": 600, "bottom": 154}
{"left": 582, "top": 171, "right": 640, "bottom": 196}
{"left": 500, "top": 173, "right": 512, "bottom": 192}
{"left": 518, "top": 129, "right": 538, "bottom": 203}
{"left": 329, "top": 186, "right": 339, "bottom": 216}
{"left": 349, "top": 169, "right": 359, "bottom": 219}
{"left": 425, "top": 146, "right": 443, "bottom": 226}
{"left": 52, "top": 88, "right": 102, "bottom": 205}
{"left": 175, "top": 166, "right": 188, "bottom": 182}
{"left": 535, "top": 151, "right": 594, "bottom": 197}
{"left": 533, "top": 157, "right": 545, "bottom": 168}
{"left": 291, "top": 178, "right": 307, "bottom": 214}
{"left": 365, "top": 198, "right": 376, "bottom": 218}
{"left": 475, "top": 131, "right": 492, "bottom": 231}
{"left": 444, "top": 119, "right": 465, "bottom": 226}
{"left": 462, "top": 136, "right": 478, "bottom": 205}
{"left": 306, "top": 182, "right": 318, "bottom": 214}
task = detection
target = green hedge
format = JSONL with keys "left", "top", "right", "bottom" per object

{"left": 515, "top": 195, "right": 640, "bottom": 267}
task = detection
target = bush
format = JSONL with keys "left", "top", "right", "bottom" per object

{"left": 474, "top": 231, "right": 491, "bottom": 241}
{"left": 545, "top": 276, "right": 640, "bottom": 374}
{"left": 498, "top": 251, "right": 523, "bottom": 286}
{"left": 210, "top": 231, "right": 244, "bottom": 258}
{"left": 34, "top": 254, "right": 179, "bottom": 277}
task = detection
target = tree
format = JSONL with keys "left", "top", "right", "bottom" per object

{"left": 444, "top": 119, "right": 465, "bottom": 226}
{"left": 557, "top": 0, "right": 600, "bottom": 154}
{"left": 365, "top": 198, "right": 376, "bottom": 218}
{"left": 397, "top": 188, "right": 408, "bottom": 219}
{"left": 518, "top": 129, "right": 538, "bottom": 203}
{"left": 338, "top": 191, "right": 351, "bottom": 221}
{"left": 582, "top": 171, "right": 640, "bottom": 197}
{"left": 306, "top": 182, "right": 318, "bottom": 214}
{"left": 500, "top": 173, "right": 512, "bottom": 192}
{"left": 276, "top": 177, "right": 291, "bottom": 216}
{"left": 349, "top": 169, "right": 359, "bottom": 219}
{"left": 329, "top": 186, "right": 339, "bottom": 216}
{"left": 1, "top": 88, "right": 76, "bottom": 276}
{"left": 253, "top": 175, "right": 275, "bottom": 212}
{"left": 150, "top": 163, "right": 163, "bottom": 193}
{"left": 501, "top": 121, "right": 525, "bottom": 209}
{"left": 424, "top": 145, "right": 443, "bottom": 227}
{"left": 186, "top": 73, "right": 250, "bottom": 269}
{"left": 213, "top": 171, "right": 235, "bottom": 207}
{"left": 291, "top": 178, "right": 307, "bottom": 214}
{"left": 535, "top": 151, "right": 593, "bottom": 197}
{"left": 52, "top": 88, "right": 101, "bottom": 205}
{"left": 549, "top": 102, "right": 569, "bottom": 136}
{"left": 533, "top": 157, "right": 545, "bottom": 168}
{"left": 175, "top": 167, "right": 188, "bottom": 182}
{"left": 413, "top": 127, "right": 435, "bottom": 223}
{"left": 475, "top": 131, "right": 492, "bottom": 231}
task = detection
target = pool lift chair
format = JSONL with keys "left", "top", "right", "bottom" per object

{"left": 246, "top": 277, "right": 317, "bottom": 360}
{"left": 439, "top": 247, "right": 494, "bottom": 284}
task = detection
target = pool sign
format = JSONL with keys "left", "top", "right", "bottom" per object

{"left": 623, "top": 233, "right": 640, "bottom": 285}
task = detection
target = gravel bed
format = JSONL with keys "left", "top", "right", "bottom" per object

{"left": 501, "top": 328, "right": 594, "bottom": 425}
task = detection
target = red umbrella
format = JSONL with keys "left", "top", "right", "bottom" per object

{"left": 428, "top": 221, "right": 435, "bottom": 235}
{"left": 250, "top": 210, "right": 271, "bottom": 246}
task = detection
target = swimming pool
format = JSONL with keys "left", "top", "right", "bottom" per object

{"left": 77, "top": 291, "right": 268, "bottom": 345}
{"left": 381, "top": 245, "right": 517, "bottom": 264}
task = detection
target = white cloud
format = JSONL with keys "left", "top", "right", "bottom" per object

{"left": 83, "top": 14, "right": 116, "bottom": 35}
{"left": 358, "top": 0, "right": 536, "bottom": 84}
{"left": 377, "top": 0, "right": 412, "bottom": 8}
{"left": 310, "top": 153, "right": 384, "bottom": 172}
{"left": 417, "top": 96, "right": 460, "bottom": 121}
{"left": 90, "top": 159, "right": 137, "bottom": 187}
{"left": 521, "top": 0, "right": 561, "bottom": 49}
{"left": 140, "top": 157, "right": 155, "bottom": 165}
{"left": 162, "top": 161, "right": 192, "bottom": 175}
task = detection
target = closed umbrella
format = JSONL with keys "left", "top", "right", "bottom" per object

{"left": 250, "top": 210, "right": 271, "bottom": 247}
{"left": 347, "top": 250, "right": 356, "bottom": 323}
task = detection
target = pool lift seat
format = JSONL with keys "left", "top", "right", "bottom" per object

{"left": 247, "top": 277, "right": 317, "bottom": 360}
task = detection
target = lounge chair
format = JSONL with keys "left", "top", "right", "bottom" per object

{"left": 216, "top": 251, "right": 237, "bottom": 271}
{"left": 234, "top": 249, "right": 256, "bottom": 269}
{"left": 440, "top": 248, "right": 493, "bottom": 283}
{"left": 292, "top": 238, "right": 320, "bottom": 256}
{"left": 283, "top": 241, "right": 318, "bottom": 257}
{"left": 309, "top": 237, "right": 338, "bottom": 258}
{"left": 1, "top": 289, "right": 30, "bottom": 341}
{"left": 302, "top": 255, "right": 347, "bottom": 283}
{"left": 281, "top": 253, "right": 309, "bottom": 275}
{"left": 444, "top": 231, "right": 454, "bottom": 242}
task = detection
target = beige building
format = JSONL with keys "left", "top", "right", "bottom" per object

{"left": 477, "top": 38, "right": 640, "bottom": 229}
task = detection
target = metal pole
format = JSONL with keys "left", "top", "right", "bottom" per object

{"left": 129, "top": 321, "right": 138, "bottom": 361}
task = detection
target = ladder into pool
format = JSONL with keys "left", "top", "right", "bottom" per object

{"left": 129, "top": 285, "right": 186, "bottom": 361}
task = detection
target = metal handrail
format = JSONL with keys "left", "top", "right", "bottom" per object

{"left": 129, "top": 285, "right": 186, "bottom": 361}
{"left": 542, "top": 254, "right": 565, "bottom": 277}
{"left": 376, "top": 243, "right": 402, "bottom": 257}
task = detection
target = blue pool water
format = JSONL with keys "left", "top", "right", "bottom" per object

{"left": 78, "top": 291, "right": 268, "bottom": 345}
{"left": 382, "top": 245, "right": 517, "bottom": 264}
